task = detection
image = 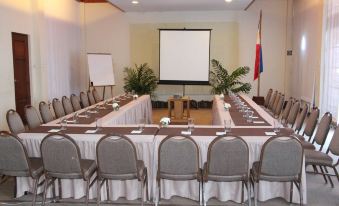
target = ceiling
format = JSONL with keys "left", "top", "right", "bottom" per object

{"left": 107, "top": 0, "right": 254, "bottom": 12}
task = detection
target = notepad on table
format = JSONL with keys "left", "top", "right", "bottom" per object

{"left": 216, "top": 131, "right": 226, "bottom": 136}
{"left": 265, "top": 132, "right": 277, "bottom": 136}
{"left": 131, "top": 130, "right": 142, "bottom": 134}
{"left": 181, "top": 131, "right": 191, "bottom": 135}
{"left": 253, "top": 121, "right": 265, "bottom": 124}
{"left": 48, "top": 129, "right": 61, "bottom": 133}
{"left": 85, "top": 129, "right": 98, "bottom": 134}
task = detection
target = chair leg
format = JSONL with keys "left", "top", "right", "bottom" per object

{"left": 31, "top": 178, "right": 38, "bottom": 206}
{"left": 145, "top": 173, "right": 149, "bottom": 201}
{"left": 97, "top": 179, "right": 101, "bottom": 206}
{"left": 241, "top": 181, "right": 244, "bottom": 204}
{"left": 42, "top": 178, "right": 49, "bottom": 206}
{"left": 157, "top": 179, "right": 161, "bottom": 205}
{"left": 299, "top": 181, "right": 303, "bottom": 206}
{"left": 333, "top": 166, "right": 339, "bottom": 182}
{"left": 318, "top": 166, "right": 328, "bottom": 184}
{"left": 245, "top": 181, "right": 251, "bottom": 206}
{"left": 254, "top": 182, "right": 258, "bottom": 206}
{"left": 52, "top": 178, "right": 56, "bottom": 202}
{"left": 199, "top": 180, "right": 201, "bottom": 205}
{"left": 58, "top": 178, "right": 62, "bottom": 200}
{"left": 105, "top": 179, "right": 110, "bottom": 201}
{"left": 323, "top": 166, "right": 334, "bottom": 187}
{"left": 85, "top": 179, "right": 90, "bottom": 206}
{"left": 289, "top": 181, "right": 293, "bottom": 203}
{"left": 141, "top": 179, "right": 144, "bottom": 206}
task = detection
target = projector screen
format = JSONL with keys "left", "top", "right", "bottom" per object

{"left": 159, "top": 29, "right": 211, "bottom": 85}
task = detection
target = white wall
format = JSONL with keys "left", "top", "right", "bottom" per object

{"left": 84, "top": 0, "right": 291, "bottom": 99}
{"left": 291, "top": 0, "right": 323, "bottom": 105}
{"left": 0, "top": 0, "right": 85, "bottom": 130}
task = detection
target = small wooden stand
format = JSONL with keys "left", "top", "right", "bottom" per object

{"left": 168, "top": 96, "right": 190, "bottom": 124}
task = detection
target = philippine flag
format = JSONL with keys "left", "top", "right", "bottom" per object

{"left": 254, "top": 11, "right": 263, "bottom": 80}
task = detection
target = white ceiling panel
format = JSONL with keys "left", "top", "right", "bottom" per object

{"left": 107, "top": 0, "right": 253, "bottom": 12}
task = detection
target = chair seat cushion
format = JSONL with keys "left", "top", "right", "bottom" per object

{"left": 301, "top": 141, "right": 315, "bottom": 150}
{"left": 159, "top": 172, "right": 199, "bottom": 181}
{"left": 203, "top": 162, "right": 247, "bottom": 182}
{"left": 251, "top": 162, "right": 298, "bottom": 182}
{"left": 305, "top": 150, "right": 333, "bottom": 166}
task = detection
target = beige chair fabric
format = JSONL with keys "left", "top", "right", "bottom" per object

{"left": 39, "top": 101, "right": 54, "bottom": 124}
{"left": 96, "top": 134, "right": 148, "bottom": 205}
{"left": 0, "top": 131, "right": 43, "bottom": 206}
{"left": 80, "top": 92, "right": 90, "bottom": 108}
{"left": 157, "top": 135, "right": 202, "bottom": 204}
{"left": 251, "top": 135, "right": 303, "bottom": 206}
{"left": 6, "top": 109, "right": 25, "bottom": 134}
{"left": 62, "top": 96, "right": 74, "bottom": 115}
{"left": 264, "top": 89, "right": 273, "bottom": 108}
{"left": 40, "top": 133, "right": 97, "bottom": 206}
{"left": 24, "top": 105, "right": 42, "bottom": 130}
{"left": 52, "top": 98, "right": 66, "bottom": 119}
{"left": 70, "top": 94, "right": 82, "bottom": 111}
{"left": 203, "top": 135, "right": 250, "bottom": 205}
{"left": 87, "top": 91, "right": 96, "bottom": 105}
{"left": 93, "top": 89, "right": 102, "bottom": 103}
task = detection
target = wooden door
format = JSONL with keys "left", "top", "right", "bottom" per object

{"left": 12, "top": 32, "right": 31, "bottom": 121}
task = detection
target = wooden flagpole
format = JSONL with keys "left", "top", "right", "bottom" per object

{"left": 257, "top": 10, "right": 262, "bottom": 97}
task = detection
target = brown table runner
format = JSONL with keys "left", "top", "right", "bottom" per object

{"left": 62, "top": 97, "right": 134, "bottom": 125}
{"left": 224, "top": 95, "right": 271, "bottom": 126}
{"left": 157, "top": 127, "right": 293, "bottom": 137}
{"left": 25, "top": 125, "right": 159, "bottom": 135}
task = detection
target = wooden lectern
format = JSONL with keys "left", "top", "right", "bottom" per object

{"left": 168, "top": 96, "right": 190, "bottom": 123}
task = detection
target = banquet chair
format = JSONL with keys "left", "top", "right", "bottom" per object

{"left": 70, "top": 94, "right": 82, "bottom": 111}
{"left": 299, "top": 112, "right": 332, "bottom": 151}
{"left": 267, "top": 91, "right": 277, "bottom": 111}
{"left": 305, "top": 126, "right": 339, "bottom": 188}
{"left": 203, "top": 136, "right": 250, "bottom": 205}
{"left": 93, "top": 89, "right": 102, "bottom": 103}
{"left": 6, "top": 109, "right": 25, "bottom": 134}
{"left": 263, "top": 88, "right": 273, "bottom": 108}
{"left": 87, "top": 90, "right": 96, "bottom": 105}
{"left": 293, "top": 104, "right": 309, "bottom": 134}
{"left": 52, "top": 98, "right": 66, "bottom": 119}
{"left": 271, "top": 93, "right": 281, "bottom": 113}
{"left": 96, "top": 134, "right": 149, "bottom": 206}
{"left": 62, "top": 96, "right": 74, "bottom": 115}
{"left": 0, "top": 131, "right": 44, "bottom": 206}
{"left": 250, "top": 135, "right": 303, "bottom": 206}
{"left": 80, "top": 92, "right": 90, "bottom": 108}
{"left": 24, "top": 105, "right": 42, "bottom": 130}
{"left": 285, "top": 101, "right": 300, "bottom": 128}
{"left": 39, "top": 101, "right": 54, "bottom": 123}
{"left": 40, "top": 133, "right": 97, "bottom": 206}
{"left": 281, "top": 98, "right": 294, "bottom": 124}
{"left": 273, "top": 94, "right": 284, "bottom": 118}
{"left": 157, "top": 135, "right": 202, "bottom": 204}
{"left": 293, "top": 108, "right": 319, "bottom": 141}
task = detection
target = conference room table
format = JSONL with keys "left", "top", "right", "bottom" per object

{"left": 16, "top": 94, "right": 307, "bottom": 204}
{"left": 47, "top": 94, "right": 153, "bottom": 127}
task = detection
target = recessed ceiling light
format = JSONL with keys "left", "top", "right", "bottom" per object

{"left": 132, "top": 0, "right": 139, "bottom": 4}
{"left": 225, "top": 0, "right": 232, "bottom": 2}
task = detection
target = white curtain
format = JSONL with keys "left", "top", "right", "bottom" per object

{"left": 321, "top": 0, "right": 339, "bottom": 120}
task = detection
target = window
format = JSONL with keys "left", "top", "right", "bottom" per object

{"left": 321, "top": 0, "right": 339, "bottom": 121}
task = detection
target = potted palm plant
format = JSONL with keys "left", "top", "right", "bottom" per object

{"left": 123, "top": 63, "right": 158, "bottom": 96}
{"left": 209, "top": 59, "right": 251, "bottom": 95}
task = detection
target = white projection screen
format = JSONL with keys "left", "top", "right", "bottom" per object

{"left": 159, "top": 29, "right": 211, "bottom": 85}
{"left": 87, "top": 53, "right": 115, "bottom": 86}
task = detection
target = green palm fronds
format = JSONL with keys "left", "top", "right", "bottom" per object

{"left": 123, "top": 63, "right": 158, "bottom": 96}
{"left": 210, "top": 59, "right": 251, "bottom": 95}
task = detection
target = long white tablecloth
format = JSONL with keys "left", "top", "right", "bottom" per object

{"left": 212, "top": 94, "right": 275, "bottom": 128}
{"left": 46, "top": 95, "right": 153, "bottom": 127}
{"left": 16, "top": 94, "right": 307, "bottom": 204}
{"left": 152, "top": 126, "right": 306, "bottom": 204}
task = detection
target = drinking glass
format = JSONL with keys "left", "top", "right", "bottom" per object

{"left": 224, "top": 119, "right": 232, "bottom": 134}
{"left": 60, "top": 118, "right": 67, "bottom": 130}
{"left": 138, "top": 118, "right": 146, "bottom": 132}
{"left": 247, "top": 110, "right": 254, "bottom": 123}
{"left": 188, "top": 118, "right": 194, "bottom": 132}
{"left": 273, "top": 120, "right": 281, "bottom": 133}
{"left": 95, "top": 118, "right": 102, "bottom": 131}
